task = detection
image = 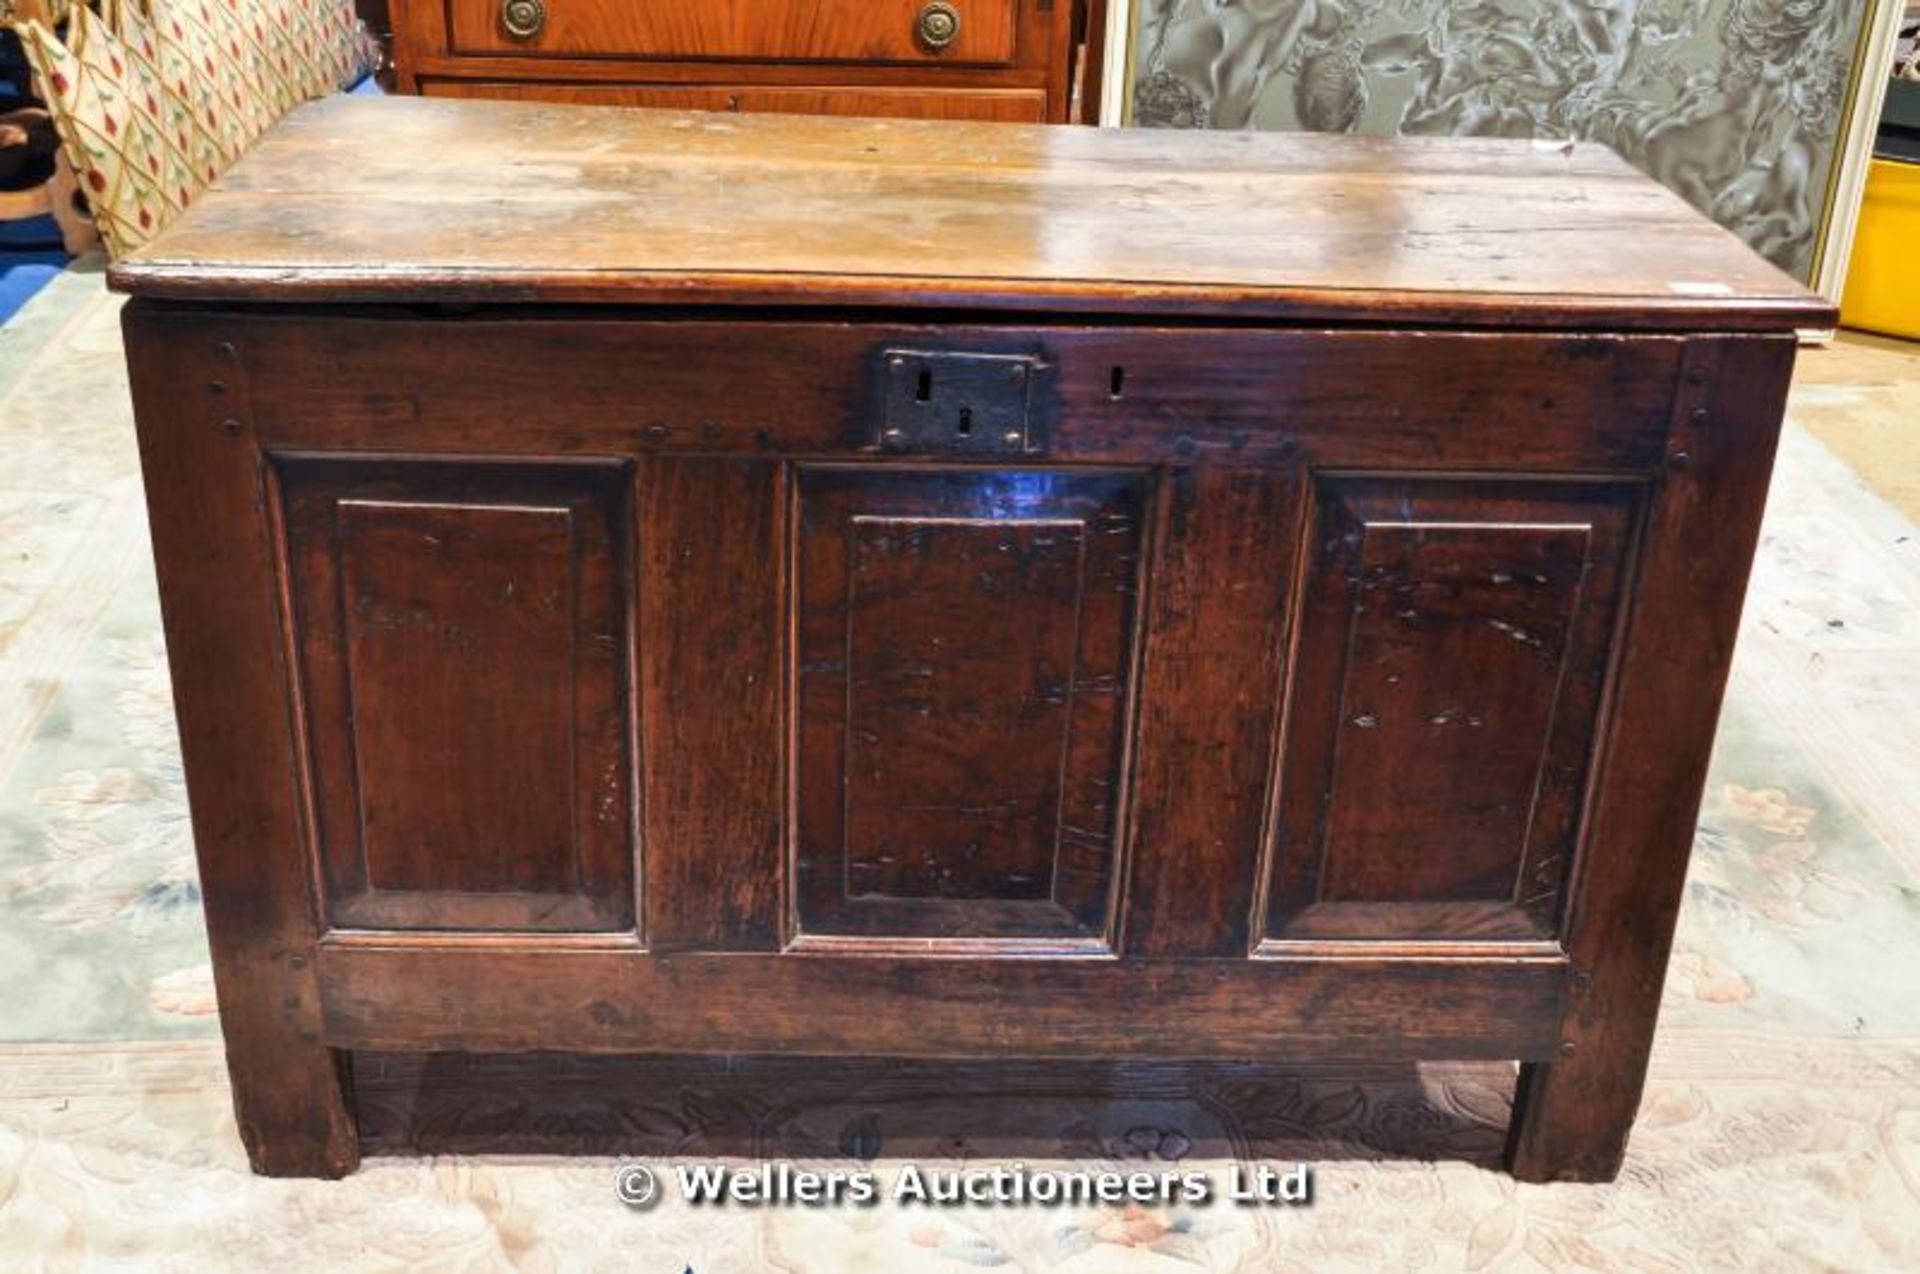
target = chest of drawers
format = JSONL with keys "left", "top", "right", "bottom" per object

{"left": 112, "top": 95, "right": 1829, "bottom": 1181}
{"left": 387, "top": 0, "right": 1093, "bottom": 123}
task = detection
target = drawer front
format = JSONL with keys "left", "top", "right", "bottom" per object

{"left": 448, "top": 0, "right": 1020, "bottom": 67}
{"left": 421, "top": 78, "right": 1048, "bottom": 122}
{"left": 194, "top": 314, "right": 1689, "bottom": 958}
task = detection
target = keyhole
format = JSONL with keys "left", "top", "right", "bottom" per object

{"left": 1109, "top": 365, "right": 1127, "bottom": 399}
{"left": 957, "top": 406, "right": 973, "bottom": 436}
{"left": 915, "top": 368, "right": 933, "bottom": 402}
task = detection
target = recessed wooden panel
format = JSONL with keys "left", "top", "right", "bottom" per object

{"left": 1265, "top": 477, "right": 1639, "bottom": 947}
{"left": 340, "top": 500, "right": 577, "bottom": 896}
{"left": 794, "top": 468, "right": 1146, "bottom": 947}
{"left": 279, "top": 458, "right": 634, "bottom": 932}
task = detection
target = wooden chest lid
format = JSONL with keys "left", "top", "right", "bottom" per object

{"left": 111, "top": 94, "right": 1832, "bottom": 331}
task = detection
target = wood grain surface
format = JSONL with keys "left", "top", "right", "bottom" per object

{"left": 419, "top": 79, "right": 1050, "bottom": 123}
{"left": 388, "top": 0, "right": 1080, "bottom": 123}
{"left": 111, "top": 95, "right": 1829, "bottom": 330}
{"left": 443, "top": 0, "right": 1020, "bottom": 65}
{"left": 278, "top": 459, "right": 637, "bottom": 934}
{"left": 315, "top": 942, "right": 1568, "bottom": 1061}
{"left": 117, "top": 97, "right": 1812, "bottom": 1182}
{"left": 792, "top": 467, "right": 1145, "bottom": 947}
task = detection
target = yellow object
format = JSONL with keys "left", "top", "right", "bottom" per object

{"left": 1841, "top": 157, "right": 1920, "bottom": 340}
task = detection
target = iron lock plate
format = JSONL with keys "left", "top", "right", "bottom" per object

{"left": 874, "top": 349, "right": 1048, "bottom": 456}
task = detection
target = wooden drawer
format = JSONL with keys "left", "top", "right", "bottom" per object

{"left": 448, "top": 0, "right": 1020, "bottom": 67}
{"left": 420, "top": 78, "right": 1048, "bottom": 122}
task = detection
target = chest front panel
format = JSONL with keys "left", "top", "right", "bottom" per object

{"left": 219, "top": 314, "right": 1678, "bottom": 962}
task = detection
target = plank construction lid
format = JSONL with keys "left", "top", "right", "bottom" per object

{"left": 111, "top": 94, "right": 1832, "bottom": 331}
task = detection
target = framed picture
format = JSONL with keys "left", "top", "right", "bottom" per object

{"left": 1105, "top": 0, "right": 1909, "bottom": 306}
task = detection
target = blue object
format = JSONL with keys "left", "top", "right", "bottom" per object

{"left": 0, "top": 213, "right": 68, "bottom": 322}
{"left": 0, "top": 253, "right": 67, "bottom": 323}
{"left": 0, "top": 212, "right": 63, "bottom": 249}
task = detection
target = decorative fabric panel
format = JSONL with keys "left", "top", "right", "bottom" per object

{"left": 19, "top": 5, "right": 193, "bottom": 254}
{"left": 16, "top": 0, "right": 382, "bottom": 257}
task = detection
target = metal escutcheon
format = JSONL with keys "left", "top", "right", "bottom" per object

{"left": 501, "top": 0, "right": 547, "bottom": 40}
{"left": 916, "top": 1, "right": 960, "bottom": 51}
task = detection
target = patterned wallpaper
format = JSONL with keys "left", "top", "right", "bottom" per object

{"left": 1130, "top": 0, "right": 1878, "bottom": 281}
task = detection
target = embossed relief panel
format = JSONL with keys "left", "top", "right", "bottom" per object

{"left": 279, "top": 459, "right": 634, "bottom": 932}
{"left": 793, "top": 469, "right": 1147, "bottom": 947}
{"left": 1264, "top": 476, "right": 1639, "bottom": 947}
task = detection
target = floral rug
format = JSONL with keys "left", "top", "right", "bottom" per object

{"left": 1, "top": 269, "right": 1916, "bottom": 1270}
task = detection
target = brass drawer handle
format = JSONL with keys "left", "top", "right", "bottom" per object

{"left": 501, "top": 0, "right": 547, "bottom": 40}
{"left": 917, "top": 1, "right": 960, "bottom": 51}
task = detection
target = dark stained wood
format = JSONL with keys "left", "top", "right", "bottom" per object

{"left": 1123, "top": 466, "right": 1300, "bottom": 957}
{"left": 391, "top": 0, "right": 1080, "bottom": 122}
{"left": 116, "top": 99, "right": 1820, "bottom": 1183}
{"left": 636, "top": 459, "right": 786, "bottom": 950}
{"left": 1504, "top": 336, "right": 1799, "bottom": 1183}
{"left": 349, "top": 1051, "right": 1510, "bottom": 1164}
{"left": 110, "top": 96, "right": 1835, "bottom": 331}
{"left": 279, "top": 459, "right": 635, "bottom": 932}
{"left": 1071, "top": 0, "right": 1107, "bottom": 124}
{"left": 122, "top": 309, "right": 360, "bottom": 1178}
{"left": 792, "top": 468, "right": 1144, "bottom": 946}
{"left": 315, "top": 941, "right": 1570, "bottom": 1060}
{"left": 1262, "top": 477, "right": 1639, "bottom": 947}
{"left": 169, "top": 314, "right": 1693, "bottom": 472}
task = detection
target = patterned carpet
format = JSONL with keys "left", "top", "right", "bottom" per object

{"left": 1, "top": 269, "right": 1916, "bottom": 1270}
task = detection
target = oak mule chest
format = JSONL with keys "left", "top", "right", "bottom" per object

{"left": 112, "top": 95, "right": 1830, "bottom": 1181}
